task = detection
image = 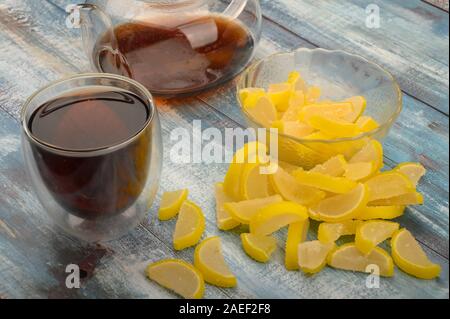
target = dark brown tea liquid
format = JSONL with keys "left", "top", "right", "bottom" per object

{"left": 29, "top": 89, "right": 152, "bottom": 219}
{"left": 97, "top": 15, "right": 255, "bottom": 94}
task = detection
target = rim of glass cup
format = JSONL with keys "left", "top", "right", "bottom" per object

{"left": 236, "top": 48, "right": 403, "bottom": 144}
{"left": 133, "top": 0, "right": 209, "bottom": 11}
{"left": 21, "top": 73, "right": 156, "bottom": 157}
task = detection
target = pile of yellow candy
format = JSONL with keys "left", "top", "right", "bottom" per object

{"left": 239, "top": 71, "right": 379, "bottom": 140}
{"left": 144, "top": 71, "right": 441, "bottom": 300}
{"left": 216, "top": 140, "right": 440, "bottom": 280}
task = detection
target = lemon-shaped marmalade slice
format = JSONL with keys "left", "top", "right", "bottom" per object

{"left": 318, "top": 220, "right": 360, "bottom": 243}
{"left": 327, "top": 243, "right": 394, "bottom": 277}
{"left": 349, "top": 140, "right": 383, "bottom": 172}
{"left": 269, "top": 166, "right": 325, "bottom": 206}
{"left": 173, "top": 200, "right": 205, "bottom": 251}
{"left": 241, "top": 233, "right": 277, "bottom": 263}
{"left": 146, "top": 259, "right": 205, "bottom": 299}
{"left": 285, "top": 220, "right": 310, "bottom": 270}
{"left": 158, "top": 189, "right": 189, "bottom": 221}
{"left": 224, "top": 195, "right": 283, "bottom": 224}
{"left": 355, "top": 220, "right": 399, "bottom": 255}
{"left": 194, "top": 237, "right": 237, "bottom": 288}
{"left": 298, "top": 240, "right": 336, "bottom": 274}
{"left": 249, "top": 201, "right": 309, "bottom": 236}
{"left": 395, "top": 162, "right": 426, "bottom": 187}
{"left": 309, "top": 184, "right": 369, "bottom": 222}
{"left": 365, "top": 171, "right": 415, "bottom": 202}
{"left": 391, "top": 229, "right": 441, "bottom": 279}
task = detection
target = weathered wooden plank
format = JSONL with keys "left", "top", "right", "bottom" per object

{"left": 1, "top": 97, "right": 448, "bottom": 299}
{"left": 424, "top": 0, "right": 449, "bottom": 11}
{"left": 259, "top": 0, "right": 449, "bottom": 114}
{"left": 0, "top": 0, "right": 90, "bottom": 119}
{"left": 0, "top": 0, "right": 448, "bottom": 298}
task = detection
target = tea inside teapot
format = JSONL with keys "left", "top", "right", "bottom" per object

{"left": 95, "top": 13, "right": 255, "bottom": 95}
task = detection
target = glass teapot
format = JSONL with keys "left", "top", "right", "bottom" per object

{"left": 72, "top": 0, "right": 262, "bottom": 96}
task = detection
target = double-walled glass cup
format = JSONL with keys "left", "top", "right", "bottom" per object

{"left": 21, "top": 74, "right": 162, "bottom": 242}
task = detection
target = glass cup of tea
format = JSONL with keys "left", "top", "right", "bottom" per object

{"left": 21, "top": 73, "right": 162, "bottom": 242}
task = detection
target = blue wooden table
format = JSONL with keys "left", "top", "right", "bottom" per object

{"left": 0, "top": 0, "right": 448, "bottom": 299}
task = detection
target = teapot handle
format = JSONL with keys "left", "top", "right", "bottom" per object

{"left": 70, "top": 3, "right": 132, "bottom": 77}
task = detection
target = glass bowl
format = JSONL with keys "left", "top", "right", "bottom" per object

{"left": 237, "top": 48, "right": 402, "bottom": 169}
{"left": 21, "top": 74, "right": 162, "bottom": 242}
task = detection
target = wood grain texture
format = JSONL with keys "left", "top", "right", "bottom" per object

{"left": 1, "top": 98, "right": 448, "bottom": 299}
{"left": 259, "top": 0, "right": 449, "bottom": 114}
{"left": 424, "top": 0, "right": 449, "bottom": 11}
{"left": 0, "top": 0, "right": 448, "bottom": 299}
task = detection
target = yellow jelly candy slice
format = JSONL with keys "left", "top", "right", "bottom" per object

{"left": 272, "top": 120, "right": 315, "bottom": 139}
{"left": 365, "top": 171, "right": 415, "bottom": 202}
{"left": 278, "top": 161, "right": 302, "bottom": 174}
{"left": 223, "top": 142, "right": 267, "bottom": 200}
{"left": 158, "top": 189, "right": 189, "bottom": 221}
{"left": 270, "top": 166, "right": 325, "bottom": 206}
{"left": 344, "top": 161, "right": 375, "bottom": 181}
{"left": 395, "top": 162, "right": 426, "bottom": 187}
{"left": 194, "top": 237, "right": 237, "bottom": 287}
{"left": 242, "top": 90, "right": 266, "bottom": 108}
{"left": 318, "top": 220, "right": 361, "bottom": 243}
{"left": 355, "top": 220, "right": 399, "bottom": 254}
{"left": 349, "top": 140, "right": 384, "bottom": 172}
{"left": 287, "top": 71, "right": 307, "bottom": 92}
{"left": 303, "top": 131, "right": 332, "bottom": 140}
{"left": 344, "top": 96, "right": 367, "bottom": 122}
{"left": 239, "top": 88, "right": 266, "bottom": 103}
{"left": 249, "top": 201, "right": 309, "bottom": 236}
{"left": 268, "top": 83, "right": 293, "bottom": 112}
{"left": 241, "top": 233, "right": 277, "bottom": 263}
{"left": 245, "top": 95, "right": 278, "bottom": 128}
{"left": 300, "top": 102, "right": 353, "bottom": 122}
{"left": 309, "top": 155, "right": 347, "bottom": 177}
{"left": 356, "top": 116, "right": 379, "bottom": 132}
{"left": 305, "top": 86, "right": 321, "bottom": 104}
{"left": 391, "top": 229, "right": 441, "bottom": 279}
{"left": 146, "top": 259, "right": 205, "bottom": 299}
{"left": 368, "top": 192, "right": 424, "bottom": 206}
{"left": 173, "top": 200, "right": 205, "bottom": 251}
{"left": 327, "top": 243, "right": 394, "bottom": 277}
{"left": 307, "top": 115, "right": 362, "bottom": 138}
{"left": 292, "top": 169, "right": 357, "bottom": 194}
{"left": 357, "top": 206, "right": 406, "bottom": 220}
{"left": 215, "top": 183, "right": 240, "bottom": 231}
{"left": 223, "top": 195, "right": 283, "bottom": 224}
{"left": 309, "top": 184, "right": 369, "bottom": 222}
{"left": 240, "top": 162, "right": 273, "bottom": 200}
{"left": 285, "top": 219, "right": 310, "bottom": 270}
{"left": 298, "top": 241, "right": 336, "bottom": 274}
{"left": 289, "top": 90, "right": 306, "bottom": 107}
{"left": 281, "top": 91, "right": 305, "bottom": 121}
{"left": 239, "top": 88, "right": 265, "bottom": 105}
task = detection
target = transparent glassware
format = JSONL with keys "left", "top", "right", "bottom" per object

{"left": 237, "top": 48, "right": 403, "bottom": 168}
{"left": 21, "top": 74, "right": 162, "bottom": 242}
{"left": 71, "top": 0, "right": 262, "bottom": 96}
